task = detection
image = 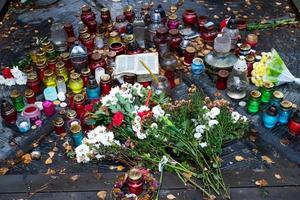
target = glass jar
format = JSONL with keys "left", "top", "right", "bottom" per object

{"left": 226, "top": 57, "right": 249, "bottom": 99}
{"left": 36, "top": 50, "right": 47, "bottom": 63}
{"left": 50, "top": 22, "right": 67, "bottom": 51}
{"left": 247, "top": 90, "right": 261, "bottom": 114}
{"left": 100, "top": 7, "right": 111, "bottom": 24}
{"left": 183, "top": 46, "right": 196, "bottom": 65}
{"left": 146, "top": 9, "right": 164, "bottom": 48}
{"left": 81, "top": 5, "right": 96, "bottom": 25}
{"left": 100, "top": 74, "right": 112, "bottom": 96}
{"left": 260, "top": 82, "right": 274, "bottom": 103}
{"left": 216, "top": 70, "right": 229, "bottom": 90}
{"left": 36, "top": 60, "right": 48, "bottom": 81}
{"left": 42, "top": 100, "right": 56, "bottom": 117}
{"left": 16, "top": 117, "right": 31, "bottom": 133}
{"left": 55, "top": 61, "right": 69, "bottom": 82}
{"left": 126, "top": 36, "right": 143, "bottom": 55}
{"left": 202, "top": 22, "right": 218, "bottom": 45}
{"left": 0, "top": 100, "right": 17, "bottom": 124}
{"left": 123, "top": 73, "right": 137, "bottom": 85}
{"left": 270, "top": 90, "right": 284, "bottom": 108}
{"left": 87, "top": 20, "right": 97, "bottom": 34}
{"left": 66, "top": 109, "right": 77, "bottom": 121}
{"left": 109, "top": 42, "right": 125, "bottom": 55}
{"left": 40, "top": 39, "right": 52, "bottom": 53}
{"left": 86, "top": 75, "right": 101, "bottom": 100}
{"left": 182, "top": 9, "right": 197, "bottom": 27}
{"left": 151, "top": 76, "right": 170, "bottom": 95}
{"left": 56, "top": 76, "right": 67, "bottom": 94}
{"left": 115, "top": 15, "right": 127, "bottom": 34}
{"left": 74, "top": 93, "right": 86, "bottom": 117}
{"left": 108, "top": 31, "right": 122, "bottom": 47}
{"left": 123, "top": 5, "right": 135, "bottom": 23}
{"left": 94, "top": 33, "right": 104, "bottom": 50}
{"left": 239, "top": 43, "right": 251, "bottom": 56}
{"left": 111, "top": 0, "right": 124, "bottom": 22}
{"left": 167, "top": 14, "right": 180, "bottom": 30}
{"left": 169, "top": 29, "right": 182, "bottom": 53}
{"left": 245, "top": 54, "right": 255, "bottom": 76}
{"left": 191, "top": 58, "right": 204, "bottom": 75}
{"left": 27, "top": 72, "right": 42, "bottom": 94}
{"left": 246, "top": 34, "right": 258, "bottom": 48}
{"left": 47, "top": 57, "right": 57, "bottom": 72}
{"left": 288, "top": 109, "right": 300, "bottom": 136}
{"left": 222, "top": 17, "right": 240, "bottom": 50}
{"left": 60, "top": 52, "right": 74, "bottom": 72}
{"left": 67, "top": 37, "right": 77, "bottom": 49}
{"left": 160, "top": 51, "right": 177, "bottom": 89}
{"left": 81, "top": 67, "right": 91, "bottom": 87}
{"left": 64, "top": 22, "right": 75, "bottom": 38}
{"left": 70, "top": 123, "right": 84, "bottom": 147}
{"left": 70, "top": 41, "right": 88, "bottom": 73}
{"left": 198, "top": 16, "right": 208, "bottom": 32}
{"left": 43, "top": 87, "right": 58, "bottom": 101}
{"left": 127, "top": 168, "right": 144, "bottom": 195}
{"left": 43, "top": 69, "right": 57, "bottom": 87}
{"left": 133, "top": 12, "right": 146, "bottom": 49}
{"left": 278, "top": 100, "right": 292, "bottom": 125}
{"left": 95, "top": 67, "right": 106, "bottom": 84}
{"left": 154, "top": 27, "right": 169, "bottom": 56}
{"left": 81, "top": 33, "right": 94, "bottom": 53}
{"left": 25, "top": 89, "right": 36, "bottom": 104}
{"left": 262, "top": 105, "right": 279, "bottom": 129}
{"left": 10, "top": 89, "right": 25, "bottom": 112}
{"left": 69, "top": 72, "right": 84, "bottom": 94}
{"left": 22, "top": 104, "right": 41, "bottom": 124}
{"left": 67, "top": 92, "right": 75, "bottom": 110}
{"left": 53, "top": 116, "right": 66, "bottom": 135}
{"left": 30, "top": 48, "right": 39, "bottom": 64}
{"left": 89, "top": 52, "right": 107, "bottom": 74}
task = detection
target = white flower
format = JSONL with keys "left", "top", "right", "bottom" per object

{"left": 132, "top": 115, "right": 142, "bottom": 133}
{"left": 133, "top": 82, "right": 144, "bottom": 97}
{"left": 195, "top": 125, "right": 205, "bottom": 134}
{"left": 11, "top": 67, "right": 23, "bottom": 78}
{"left": 241, "top": 116, "right": 248, "bottom": 122}
{"left": 0, "top": 75, "right": 5, "bottom": 85}
{"left": 95, "top": 154, "right": 104, "bottom": 159}
{"left": 15, "top": 75, "right": 27, "bottom": 85}
{"left": 208, "top": 119, "right": 219, "bottom": 127}
{"left": 5, "top": 78, "right": 15, "bottom": 86}
{"left": 86, "top": 126, "right": 116, "bottom": 146}
{"left": 136, "top": 131, "right": 147, "bottom": 140}
{"left": 150, "top": 122, "right": 158, "bottom": 129}
{"left": 202, "top": 106, "right": 208, "bottom": 110}
{"left": 231, "top": 111, "right": 241, "bottom": 123}
{"left": 207, "top": 107, "right": 220, "bottom": 119}
{"left": 75, "top": 144, "right": 91, "bottom": 163}
{"left": 158, "top": 155, "right": 169, "bottom": 172}
{"left": 152, "top": 105, "right": 165, "bottom": 119}
{"left": 194, "top": 132, "right": 202, "bottom": 139}
{"left": 138, "top": 105, "right": 150, "bottom": 113}
{"left": 199, "top": 142, "right": 208, "bottom": 148}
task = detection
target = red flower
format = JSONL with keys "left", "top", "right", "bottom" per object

{"left": 85, "top": 104, "right": 93, "bottom": 112}
{"left": 112, "top": 111, "right": 124, "bottom": 127}
{"left": 138, "top": 110, "right": 152, "bottom": 120}
{"left": 2, "top": 67, "right": 13, "bottom": 79}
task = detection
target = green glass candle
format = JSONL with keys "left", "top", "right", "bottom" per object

{"left": 10, "top": 89, "right": 25, "bottom": 112}
{"left": 247, "top": 90, "right": 261, "bottom": 114}
{"left": 260, "top": 82, "right": 274, "bottom": 103}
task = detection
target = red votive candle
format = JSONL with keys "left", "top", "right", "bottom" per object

{"left": 216, "top": 70, "right": 229, "bottom": 90}
{"left": 42, "top": 100, "right": 56, "bottom": 117}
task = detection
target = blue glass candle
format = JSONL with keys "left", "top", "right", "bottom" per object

{"left": 262, "top": 106, "right": 279, "bottom": 128}
{"left": 44, "top": 87, "right": 58, "bottom": 101}
{"left": 191, "top": 58, "right": 204, "bottom": 75}
{"left": 86, "top": 75, "right": 101, "bottom": 100}
{"left": 16, "top": 117, "right": 31, "bottom": 133}
{"left": 270, "top": 90, "right": 283, "bottom": 108}
{"left": 70, "top": 124, "right": 84, "bottom": 147}
{"left": 278, "top": 100, "right": 292, "bottom": 125}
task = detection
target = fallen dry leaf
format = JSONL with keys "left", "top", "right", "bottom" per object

{"left": 45, "top": 157, "right": 53, "bottom": 165}
{"left": 261, "top": 155, "right": 274, "bottom": 164}
{"left": 22, "top": 154, "right": 32, "bottom": 164}
{"left": 235, "top": 155, "right": 245, "bottom": 162}
{"left": 255, "top": 179, "right": 268, "bottom": 187}
{"left": 97, "top": 191, "right": 107, "bottom": 200}
{"left": 63, "top": 142, "right": 73, "bottom": 153}
{"left": 48, "top": 151, "right": 55, "bottom": 158}
{"left": 45, "top": 168, "right": 56, "bottom": 175}
{"left": 70, "top": 175, "right": 80, "bottom": 182}
{"left": 167, "top": 194, "right": 176, "bottom": 200}
{"left": 0, "top": 167, "right": 9, "bottom": 175}
{"left": 274, "top": 174, "right": 282, "bottom": 180}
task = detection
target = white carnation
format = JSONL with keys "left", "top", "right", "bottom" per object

{"left": 199, "top": 142, "right": 208, "bottom": 148}
{"left": 75, "top": 144, "right": 91, "bottom": 163}
{"left": 231, "top": 111, "right": 241, "bottom": 123}
{"left": 208, "top": 119, "right": 219, "bottom": 127}
{"left": 152, "top": 105, "right": 165, "bottom": 119}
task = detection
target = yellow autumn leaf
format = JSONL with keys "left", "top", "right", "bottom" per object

{"left": 70, "top": 175, "right": 80, "bottom": 182}
{"left": 97, "top": 191, "right": 107, "bottom": 200}
{"left": 45, "top": 157, "right": 53, "bottom": 165}
{"left": 235, "top": 155, "right": 245, "bottom": 162}
{"left": 45, "top": 168, "right": 56, "bottom": 175}
{"left": 274, "top": 174, "right": 282, "bottom": 180}
{"left": 167, "top": 194, "right": 176, "bottom": 200}
{"left": 261, "top": 155, "right": 274, "bottom": 164}
{"left": 0, "top": 167, "right": 9, "bottom": 175}
{"left": 116, "top": 165, "right": 125, "bottom": 171}
{"left": 255, "top": 179, "right": 268, "bottom": 187}
{"left": 48, "top": 151, "right": 55, "bottom": 158}
{"left": 22, "top": 154, "right": 32, "bottom": 164}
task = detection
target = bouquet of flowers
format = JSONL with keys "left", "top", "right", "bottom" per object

{"left": 74, "top": 83, "right": 248, "bottom": 198}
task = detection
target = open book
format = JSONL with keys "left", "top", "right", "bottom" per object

{"left": 114, "top": 53, "right": 159, "bottom": 79}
